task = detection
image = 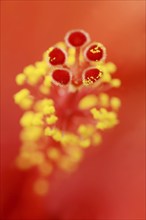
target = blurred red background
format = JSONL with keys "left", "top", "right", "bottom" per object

{"left": 1, "top": 1, "right": 145, "bottom": 220}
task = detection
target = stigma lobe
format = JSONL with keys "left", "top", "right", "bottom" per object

{"left": 48, "top": 48, "right": 66, "bottom": 65}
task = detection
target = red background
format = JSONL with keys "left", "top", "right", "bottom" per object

{"left": 1, "top": 1, "right": 145, "bottom": 220}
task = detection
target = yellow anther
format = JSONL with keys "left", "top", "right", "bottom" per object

{"left": 46, "top": 115, "right": 58, "bottom": 125}
{"left": 96, "top": 109, "right": 118, "bottom": 130}
{"left": 20, "top": 111, "right": 34, "bottom": 127}
{"left": 40, "top": 85, "right": 50, "bottom": 95}
{"left": 68, "top": 47, "right": 75, "bottom": 55}
{"left": 105, "top": 62, "right": 117, "bottom": 73}
{"left": 23, "top": 65, "right": 35, "bottom": 75}
{"left": 35, "top": 61, "right": 48, "bottom": 70}
{"left": 111, "top": 79, "right": 121, "bottom": 87}
{"left": 83, "top": 79, "right": 94, "bottom": 86}
{"left": 33, "top": 178, "right": 49, "bottom": 196}
{"left": 61, "top": 133, "right": 79, "bottom": 147}
{"left": 14, "top": 89, "right": 33, "bottom": 110}
{"left": 43, "top": 106, "right": 55, "bottom": 115}
{"left": 23, "top": 64, "right": 44, "bottom": 85}
{"left": 78, "top": 124, "right": 94, "bottom": 138}
{"left": 110, "top": 97, "right": 121, "bottom": 110}
{"left": 52, "top": 129, "right": 62, "bottom": 142}
{"left": 32, "top": 113, "right": 43, "bottom": 126}
{"left": 35, "top": 67, "right": 46, "bottom": 77}
{"left": 14, "top": 89, "right": 30, "bottom": 104}
{"left": 96, "top": 121, "right": 106, "bottom": 130}
{"left": 39, "top": 85, "right": 50, "bottom": 95}
{"left": 80, "top": 139, "right": 91, "bottom": 148}
{"left": 34, "top": 99, "right": 54, "bottom": 112}
{"left": 67, "top": 55, "right": 75, "bottom": 66}
{"left": 91, "top": 108, "right": 101, "bottom": 120}
{"left": 45, "top": 128, "right": 62, "bottom": 142}
{"left": 15, "top": 73, "right": 26, "bottom": 85}
{"left": 38, "top": 161, "right": 53, "bottom": 176}
{"left": 26, "top": 73, "right": 41, "bottom": 85}
{"left": 99, "top": 93, "right": 109, "bottom": 107}
{"left": 101, "top": 72, "right": 111, "bottom": 83}
{"left": 43, "top": 75, "right": 52, "bottom": 87}
{"left": 20, "top": 127, "right": 43, "bottom": 141}
{"left": 19, "top": 97, "right": 33, "bottom": 110}
{"left": 78, "top": 95, "right": 98, "bottom": 110}
{"left": 56, "top": 41, "right": 66, "bottom": 50}
{"left": 43, "top": 50, "right": 49, "bottom": 61}
{"left": 78, "top": 125, "right": 86, "bottom": 135}
{"left": 47, "top": 148, "right": 60, "bottom": 160}
{"left": 91, "top": 107, "right": 119, "bottom": 130}
{"left": 44, "top": 127, "right": 55, "bottom": 136}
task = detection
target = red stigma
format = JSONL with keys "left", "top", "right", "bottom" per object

{"left": 48, "top": 48, "right": 66, "bottom": 65}
{"left": 65, "top": 30, "right": 89, "bottom": 47}
{"left": 83, "top": 68, "right": 102, "bottom": 83}
{"left": 84, "top": 44, "right": 105, "bottom": 62}
{"left": 52, "top": 69, "right": 71, "bottom": 86}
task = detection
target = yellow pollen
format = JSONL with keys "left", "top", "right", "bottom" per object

{"left": 34, "top": 99, "right": 54, "bottom": 112}
{"left": 56, "top": 41, "right": 66, "bottom": 50}
{"left": 43, "top": 75, "right": 52, "bottom": 87}
{"left": 14, "top": 89, "right": 30, "bottom": 104}
{"left": 80, "top": 139, "right": 91, "bottom": 148}
{"left": 111, "top": 79, "right": 121, "bottom": 87}
{"left": 91, "top": 107, "right": 119, "bottom": 130}
{"left": 78, "top": 124, "right": 95, "bottom": 138}
{"left": 99, "top": 93, "right": 109, "bottom": 107}
{"left": 78, "top": 95, "right": 98, "bottom": 110}
{"left": 43, "top": 106, "right": 55, "bottom": 115}
{"left": 20, "top": 127, "right": 43, "bottom": 142}
{"left": 110, "top": 97, "right": 121, "bottom": 110}
{"left": 39, "top": 85, "right": 50, "bottom": 95}
{"left": 105, "top": 62, "right": 117, "bottom": 73}
{"left": 46, "top": 115, "right": 58, "bottom": 125}
{"left": 15, "top": 73, "right": 26, "bottom": 85}
{"left": 14, "top": 89, "right": 33, "bottom": 110}
{"left": 20, "top": 112, "right": 34, "bottom": 127}
{"left": 32, "top": 113, "right": 43, "bottom": 126}
{"left": 90, "top": 46, "right": 100, "bottom": 54}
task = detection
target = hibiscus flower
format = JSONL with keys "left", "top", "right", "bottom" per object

{"left": 1, "top": 1, "right": 145, "bottom": 220}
